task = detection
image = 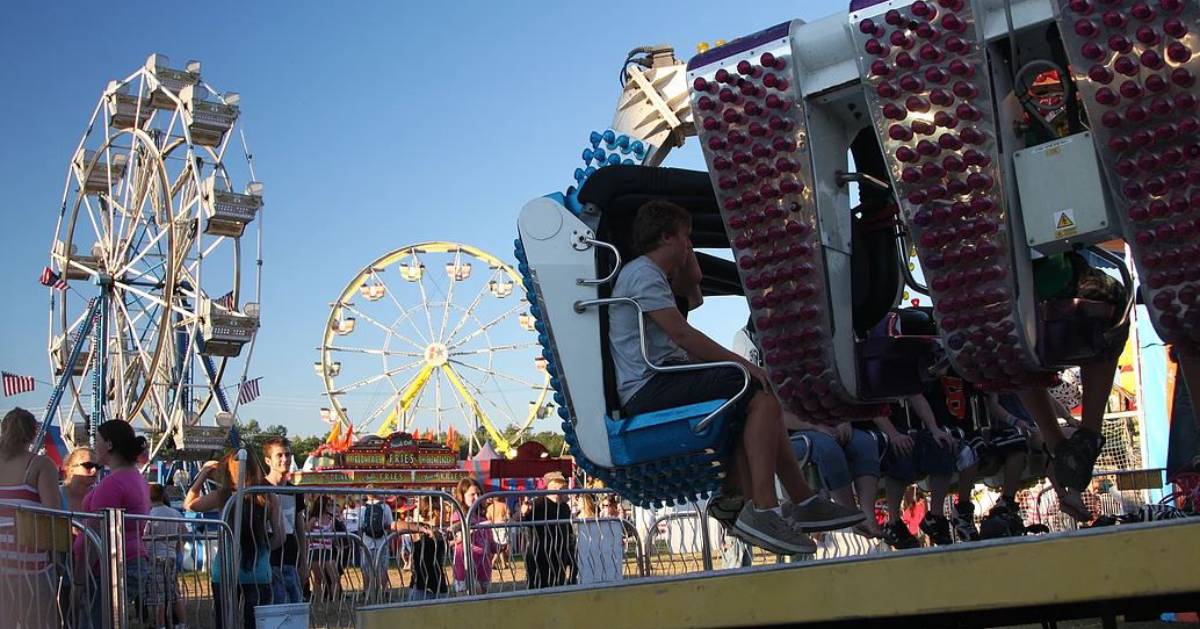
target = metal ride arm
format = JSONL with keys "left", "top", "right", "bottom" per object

{"left": 375, "top": 362, "right": 435, "bottom": 437}
{"left": 572, "top": 296, "right": 750, "bottom": 433}
{"left": 441, "top": 363, "right": 514, "bottom": 455}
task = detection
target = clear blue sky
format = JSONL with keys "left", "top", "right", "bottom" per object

{"left": 0, "top": 0, "right": 852, "bottom": 439}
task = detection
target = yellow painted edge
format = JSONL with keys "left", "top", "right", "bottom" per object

{"left": 358, "top": 520, "right": 1200, "bottom": 629}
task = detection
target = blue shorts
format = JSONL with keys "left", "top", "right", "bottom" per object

{"left": 883, "top": 430, "right": 956, "bottom": 483}
{"left": 791, "top": 428, "right": 882, "bottom": 491}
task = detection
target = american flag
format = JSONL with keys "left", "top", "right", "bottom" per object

{"left": 214, "top": 291, "right": 235, "bottom": 310}
{"left": 2, "top": 372, "right": 36, "bottom": 397}
{"left": 237, "top": 377, "right": 261, "bottom": 405}
{"left": 39, "top": 267, "right": 68, "bottom": 290}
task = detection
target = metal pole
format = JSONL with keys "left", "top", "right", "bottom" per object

{"left": 31, "top": 296, "right": 103, "bottom": 455}
{"left": 101, "top": 507, "right": 126, "bottom": 629}
{"left": 695, "top": 501, "right": 714, "bottom": 572}
{"left": 92, "top": 286, "right": 109, "bottom": 443}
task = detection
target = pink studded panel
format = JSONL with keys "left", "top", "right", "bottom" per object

{"left": 1056, "top": 0, "right": 1200, "bottom": 346}
{"left": 688, "top": 22, "right": 886, "bottom": 421}
{"left": 850, "top": 0, "right": 1053, "bottom": 389}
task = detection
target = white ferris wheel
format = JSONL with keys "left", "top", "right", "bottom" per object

{"left": 45, "top": 53, "right": 263, "bottom": 457}
{"left": 317, "top": 242, "right": 552, "bottom": 456}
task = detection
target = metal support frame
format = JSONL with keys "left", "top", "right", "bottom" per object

{"left": 32, "top": 293, "right": 105, "bottom": 454}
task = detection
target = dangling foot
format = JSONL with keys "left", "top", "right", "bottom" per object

{"left": 1051, "top": 427, "right": 1105, "bottom": 492}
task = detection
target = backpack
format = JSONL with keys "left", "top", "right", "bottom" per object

{"left": 362, "top": 502, "right": 388, "bottom": 539}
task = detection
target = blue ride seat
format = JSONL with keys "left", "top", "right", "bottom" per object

{"left": 606, "top": 399, "right": 735, "bottom": 467}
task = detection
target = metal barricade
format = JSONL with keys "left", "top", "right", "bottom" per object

{"left": 125, "top": 511, "right": 237, "bottom": 629}
{"left": 463, "top": 489, "right": 646, "bottom": 595}
{"left": 223, "top": 485, "right": 471, "bottom": 627}
{"left": 0, "top": 500, "right": 106, "bottom": 628}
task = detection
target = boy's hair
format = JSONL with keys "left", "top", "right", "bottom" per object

{"left": 262, "top": 436, "right": 291, "bottom": 455}
{"left": 632, "top": 200, "right": 692, "bottom": 255}
{"left": 149, "top": 483, "right": 166, "bottom": 504}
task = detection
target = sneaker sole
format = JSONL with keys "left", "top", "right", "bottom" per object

{"left": 734, "top": 519, "right": 817, "bottom": 555}
{"left": 725, "top": 525, "right": 792, "bottom": 556}
{"left": 793, "top": 510, "right": 867, "bottom": 533}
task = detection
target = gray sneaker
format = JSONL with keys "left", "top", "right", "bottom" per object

{"left": 734, "top": 503, "right": 817, "bottom": 554}
{"left": 783, "top": 497, "right": 866, "bottom": 532}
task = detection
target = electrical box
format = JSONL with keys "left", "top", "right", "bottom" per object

{"left": 1014, "top": 132, "right": 1117, "bottom": 255}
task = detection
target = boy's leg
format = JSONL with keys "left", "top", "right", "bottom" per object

{"left": 741, "top": 391, "right": 785, "bottom": 509}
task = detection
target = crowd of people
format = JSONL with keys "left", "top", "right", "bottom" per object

{"left": 0, "top": 417, "right": 640, "bottom": 628}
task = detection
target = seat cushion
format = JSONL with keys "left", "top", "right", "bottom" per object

{"left": 606, "top": 399, "right": 735, "bottom": 467}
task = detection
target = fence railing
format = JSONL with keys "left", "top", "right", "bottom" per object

{"left": 6, "top": 462, "right": 1181, "bottom": 627}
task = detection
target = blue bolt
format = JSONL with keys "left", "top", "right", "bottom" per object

{"left": 589, "top": 131, "right": 602, "bottom": 147}
{"left": 602, "top": 129, "right": 616, "bottom": 147}
{"left": 631, "top": 140, "right": 645, "bottom": 155}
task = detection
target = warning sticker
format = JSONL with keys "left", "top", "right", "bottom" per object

{"left": 1054, "top": 209, "right": 1078, "bottom": 239}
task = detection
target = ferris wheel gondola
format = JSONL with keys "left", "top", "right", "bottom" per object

{"left": 317, "top": 242, "right": 552, "bottom": 456}
{"left": 40, "top": 53, "right": 263, "bottom": 458}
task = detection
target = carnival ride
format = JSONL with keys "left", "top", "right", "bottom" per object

{"left": 317, "top": 242, "right": 552, "bottom": 457}
{"left": 357, "top": 0, "right": 1200, "bottom": 624}
{"left": 36, "top": 54, "right": 262, "bottom": 461}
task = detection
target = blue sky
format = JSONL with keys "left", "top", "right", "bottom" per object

{"left": 0, "top": 0, "right": 853, "bottom": 439}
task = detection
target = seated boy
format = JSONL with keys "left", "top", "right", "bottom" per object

{"left": 610, "top": 200, "right": 863, "bottom": 554}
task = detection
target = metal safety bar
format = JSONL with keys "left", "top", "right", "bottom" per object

{"left": 573, "top": 296, "right": 750, "bottom": 432}
{"left": 575, "top": 237, "right": 623, "bottom": 286}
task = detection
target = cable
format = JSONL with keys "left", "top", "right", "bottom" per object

{"left": 1003, "top": 0, "right": 1020, "bottom": 82}
{"left": 619, "top": 47, "right": 656, "bottom": 88}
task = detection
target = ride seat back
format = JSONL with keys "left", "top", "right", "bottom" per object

{"left": 856, "top": 309, "right": 940, "bottom": 399}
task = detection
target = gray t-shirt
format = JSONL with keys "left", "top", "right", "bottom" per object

{"left": 610, "top": 256, "right": 689, "bottom": 406}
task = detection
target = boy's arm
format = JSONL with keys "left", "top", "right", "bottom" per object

{"left": 647, "top": 307, "right": 768, "bottom": 387}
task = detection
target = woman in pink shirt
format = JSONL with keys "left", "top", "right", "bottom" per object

{"left": 450, "top": 478, "right": 493, "bottom": 594}
{"left": 74, "top": 420, "right": 152, "bottom": 624}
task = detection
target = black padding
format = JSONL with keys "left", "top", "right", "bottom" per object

{"left": 849, "top": 128, "right": 903, "bottom": 335}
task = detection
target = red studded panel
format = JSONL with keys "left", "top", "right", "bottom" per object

{"left": 1056, "top": 0, "right": 1200, "bottom": 346}
{"left": 850, "top": 0, "right": 1053, "bottom": 390}
{"left": 688, "top": 23, "right": 884, "bottom": 421}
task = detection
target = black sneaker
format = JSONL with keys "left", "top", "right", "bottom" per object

{"left": 951, "top": 500, "right": 979, "bottom": 542}
{"left": 882, "top": 519, "right": 920, "bottom": 550}
{"left": 1052, "top": 428, "right": 1105, "bottom": 492}
{"left": 979, "top": 499, "right": 1027, "bottom": 540}
{"left": 707, "top": 489, "right": 745, "bottom": 530}
{"left": 920, "top": 513, "right": 954, "bottom": 546}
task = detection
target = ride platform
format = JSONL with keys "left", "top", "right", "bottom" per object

{"left": 357, "top": 519, "right": 1200, "bottom": 628}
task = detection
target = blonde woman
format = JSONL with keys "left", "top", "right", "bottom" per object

{"left": 60, "top": 447, "right": 99, "bottom": 512}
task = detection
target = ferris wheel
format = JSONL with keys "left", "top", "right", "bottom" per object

{"left": 44, "top": 53, "right": 263, "bottom": 457}
{"left": 317, "top": 242, "right": 552, "bottom": 456}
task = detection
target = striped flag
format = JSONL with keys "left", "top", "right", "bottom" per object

{"left": 214, "top": 291, "right": 235, "bottom": 310}
{"left": 39, "top": 266, "right": 68, "bottom": 290}
{"left": 237, "top": 377, "right": 261, "bottom": 405}
{"left": 2, "top": 372, "right": 36, "bottom": 397}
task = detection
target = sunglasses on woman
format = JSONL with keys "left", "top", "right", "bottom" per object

{"left": 76, "top": 462, "right": 102, "bottom": 472}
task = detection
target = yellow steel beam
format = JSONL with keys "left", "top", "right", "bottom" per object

{"left": 358, "top": 519, "right": 1200, "bottom": 629}
{"left": 442, "top": 363, "right": 513, "bottom": 455}
{"left": 375, "top": 362, "right": 435, "bottom": 437}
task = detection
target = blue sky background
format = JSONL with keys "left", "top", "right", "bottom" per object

{"left": 0, "top": 0, "right": 852, "bottom": 439}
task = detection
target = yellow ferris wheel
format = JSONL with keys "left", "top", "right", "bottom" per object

{"left": 317, "top": 242, "right": 551, "bottom": 456}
